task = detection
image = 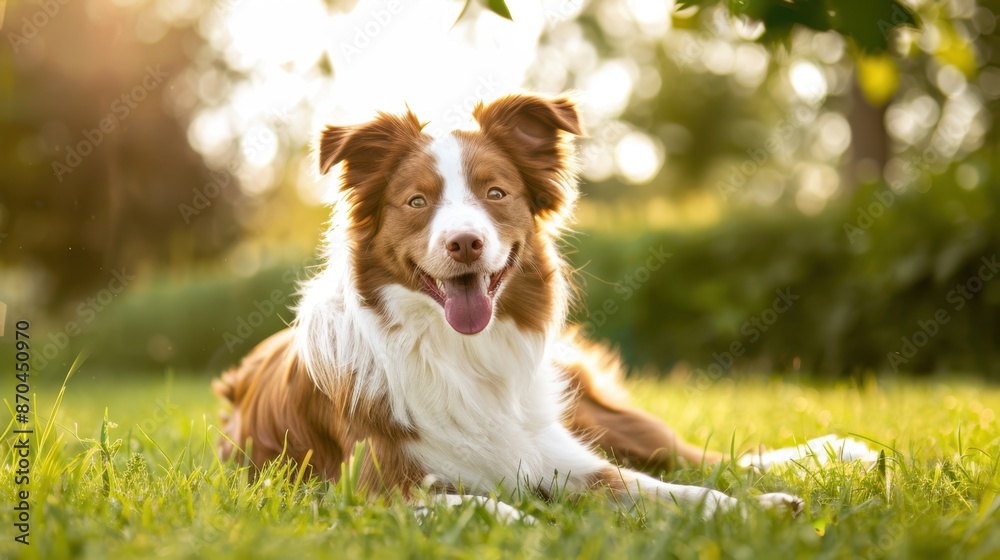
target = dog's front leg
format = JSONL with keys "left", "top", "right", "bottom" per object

{"left": 589, "top": 466, "right": 802, "bottom": 518}
{"left": 540, "top": 425, "right": 803, "bottom": 519}
{"left": 586, "top": 466, "right": 733, "bottom": 517}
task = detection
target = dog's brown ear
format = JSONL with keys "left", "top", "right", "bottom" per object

{"left": 317, "top": 110, "right": 425, "bottom": 178}
{"left": 474, "top": 94, "right": 582, "bottom": 144}
{"left": 318, "top": 126, "right": 353, "bottom": 175}
{"left": 317, "top": 110, "right": 425, "bottom": 238}
{"left": 473, "top": 93, "right": 582, "bottom": 217}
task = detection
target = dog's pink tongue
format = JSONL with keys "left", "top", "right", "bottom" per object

{"left": 443, "top": 275, "right": 492, "bottom": 335}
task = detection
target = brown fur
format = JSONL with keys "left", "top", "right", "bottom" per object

{"left": 213, "top": 330, "right": 425, "bottom": 495}
{"left": 472, "top": 94, "right": 581, "bottom": 220}
{"left": 214, "top": 328, "right": 721, "bottom": 486}
{"left": 316, "top": 95, "right": 582, "bottom": 336}
{"left": 215, "top": 93, "right": 722, "bottom": 498}
{"left": 558, "top": 332, "right": 724, "bottom": 471}
{"left": 454, "top": 130, "right": 562, "bottom": 333}
{"left": 318, "top": 110, "right": 436, "bottom": 310}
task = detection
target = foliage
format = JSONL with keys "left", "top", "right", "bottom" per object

{"left": 552, "top": 0, "right": 990, "bottom": 208}
{"left": 0, "top": 1, "right": 244, "bottom": 305}
{"left": 462, "top": 0, "right": 513, "bottom": 21}
{"left": 677, "top": 0, "right": 920, "bottom": 52}
{"left": 569, "top": 161, "right": 1000, "bottom": 376}
{"left": 71, "top": 253, "right": 313, "bottom": 374}
{"left": 17, "top": 157, "right": 992, "bottom": 378}
{"left": 1, "top": 0, "right": 996, "bottom": 380}
{"left": 2, "top": 371, "right": 999, "bottom": 559}
{"left": 480, "top": 0, "right": 921, "bottom": 50}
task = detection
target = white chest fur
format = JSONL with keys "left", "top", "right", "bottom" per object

{"left": 377, "top": 285, "right": 573, "bottom": 492}
{"left": 296, "top": 258, "right": 600, "bottom": 495}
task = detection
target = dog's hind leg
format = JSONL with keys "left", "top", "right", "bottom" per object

{"left": 557, "top": 333, "right": 724, "bottom": 473}
{"left": 567, "top": 387, "right": 724, "bottom": 473}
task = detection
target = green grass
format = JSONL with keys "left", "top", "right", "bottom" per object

{"left": 3, "top": 366, "right": 1000, "bottom": 559}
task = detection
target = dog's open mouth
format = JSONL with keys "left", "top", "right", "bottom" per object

{"left": 416, "top": 247, "right": 517, "bottom": 335}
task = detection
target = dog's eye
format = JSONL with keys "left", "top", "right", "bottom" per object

{"left": 408, "top": 196, "right": 427, "bottom": 208}
{"left": 486, "top": 188, "right": 505, "bottom": 200}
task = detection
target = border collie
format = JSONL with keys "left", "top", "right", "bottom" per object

{"left": 213, "top": 93, "right": 803, "bottom": 520}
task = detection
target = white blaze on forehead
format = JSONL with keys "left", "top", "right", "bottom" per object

{"left": 427, "top": 134, "right": 502, "bottom": 267}
{"left": 431, "top": 134, "right": 471, "bottom": 207}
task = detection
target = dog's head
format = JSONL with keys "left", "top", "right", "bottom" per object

{"left": 318, "top": 93, "right": 581, "bottom": 335}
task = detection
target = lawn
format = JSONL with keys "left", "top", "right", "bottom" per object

{"left": 3, "top": 364, "right": 1000, "bottom": 559}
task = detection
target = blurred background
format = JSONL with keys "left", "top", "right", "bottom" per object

{"left": 1, "top": 0, "right": 998, "bottom": 380}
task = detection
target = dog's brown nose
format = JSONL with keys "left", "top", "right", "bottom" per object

{"left": 446, "top": 232, "right": 484, "bottom": 264}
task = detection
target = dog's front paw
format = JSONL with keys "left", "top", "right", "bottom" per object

{"left": 754, "top": 492, "right": 805, "bottom": 517}
{"left": 491, "top": 501, "right": 538, "bottom": 525}
{"left": 698, "top": 491, "right": 740, "bottom": 519}
{"left": 419, "top": 494, "right": 538, "bottom": 525}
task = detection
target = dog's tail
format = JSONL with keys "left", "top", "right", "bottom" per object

{"left": 212, "top": 369, "right": 240, "bottom": 407}
{"left": 212, "top": 368, "right": 243, "bottom": 460}
{"left": 213, "top": 327, "right": 298, "bottom": 410}
{"left": 211, "top": 328, "right": 299, "bottom": 463}
{"left": 213, "top": 338, "right": 274, "bottom": 460}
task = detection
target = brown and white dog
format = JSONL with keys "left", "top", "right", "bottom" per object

{"left": 213, "top": 93, "right": 803, "bottom": 520}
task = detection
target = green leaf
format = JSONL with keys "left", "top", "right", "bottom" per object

{"left": 755, "top": 0, "right": 832, "bottom": 48}
{"left": 677, "top": 0, "right": 921, "bottom": 54}
{"left": 486, "top": 0, "right": 512, "bottom": 20}
{"left": 829, "top": 0, "right": 921, "bottom": 53}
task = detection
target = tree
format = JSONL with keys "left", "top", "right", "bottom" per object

{"left": 0, "top": 1, "right": 245, "bottom": 308}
